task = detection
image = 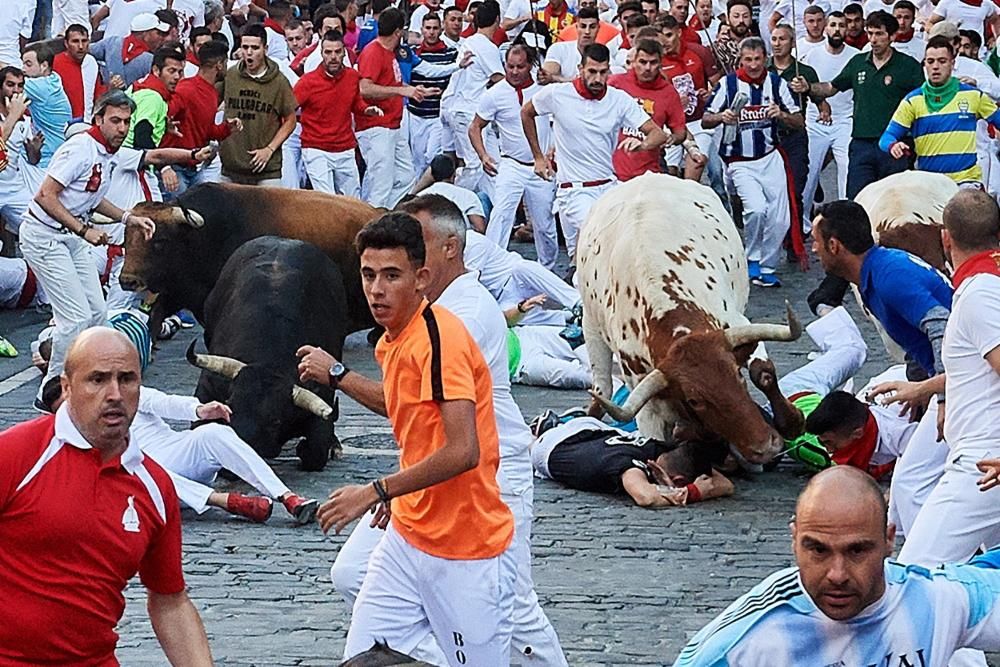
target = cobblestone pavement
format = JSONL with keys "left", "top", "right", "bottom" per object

{"left": 0, "top": 234, "right": 984, "bottom": 666}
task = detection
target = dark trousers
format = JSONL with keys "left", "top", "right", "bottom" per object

{"left": 846, "top": 137, "right": 909, "bottom": 199}
{"left": 780, "top": 130, "right": 809, "bottom": 227}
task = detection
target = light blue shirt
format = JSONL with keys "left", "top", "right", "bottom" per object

{"left": 24, "top": 73, "right": 71, "bottom": 168}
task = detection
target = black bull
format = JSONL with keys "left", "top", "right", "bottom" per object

{"left": 187, "top": 237, "right": 347, "bottom": 471}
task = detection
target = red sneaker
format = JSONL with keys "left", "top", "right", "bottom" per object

{"left": 226, "top": 493, "right": 273, "bottom": 523}
{"left": 282, "top": 494, "right": 319, "bottom": 525}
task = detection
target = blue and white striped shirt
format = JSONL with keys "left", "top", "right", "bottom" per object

{"left": 705, "top": 72, "right": 800, "bottom": 162}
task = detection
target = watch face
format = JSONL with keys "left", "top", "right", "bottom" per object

{"left": 330, "top": 362, "right": 346, "bottom": 378}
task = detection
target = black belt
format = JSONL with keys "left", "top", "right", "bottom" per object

{"left": 27, "top": 210, "right": 73, "bottom": 234}
{"left": 501, "top": 155, "right": 534, "bottom": 167}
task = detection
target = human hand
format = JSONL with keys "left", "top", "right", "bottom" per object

{"left": 109, "top": 74, "right": 125, "bottom": 89}
{"left": 296, "top": 345, "right": 337, "bottom": 386}
{"left": 458, "top": 50, "right": 474, "bottom": 68}
{"left": 363, "top": 105, "right": 384, "bottom": 117}
{"left": 618, "top": 136, "right": 644, "bottom": 152}
{"left": 161, "top": 166, "right": 179, "bottom": 192}
{"left": 867, "top": 379, "right": 931, "bottom": 421}
{"left": 889, "top": 142, "right": 910, "bottom": 160}
{"left": 196, "top": 401, "right": 232, "bottom": 421}
{"left": 408, "top": 85, "right": 441, "bottom": 102}
{"left": 24, "top": 133, "right": 44, "bottom": 165}
{"left": 720, "top": 109, "right": 738, "bottom": 125}
{"left": 194, "top": 145, "right": 217, "bottom": 163}
{"left": 519, "top": 294, "right": 547, "bottom": 312}
{"left": 5, "top": 93, "right": 29, "bottom": 121}
{"left": 317, "top": 483, "right": 379, "bottom": 534}
{"left": 765, "top": 103, "right": 782, "bottom": 120}
{"left": 125, "top": 213, "right": 156, "bottom": 240}
{"left": 818, "top": 101, "right": 832, "bottom": 125}
{"left": 226, "top": 117, "right": 244, "bottom": 132}
{"left": 977, "top": 458, "right": 1000, "bottom": 491}
{"left": 247, "top": 145, "right": 275, "bottom": 172}
{"left": 789, "top": 76, "right": 809, "bottom": 94}
{"left": 533, "top": 155, "right": 554, "bottom": 180}
{"left": 688, "top": 149, "right": 707, "bottom": 167}
{"left": 482, "top": 154, "right": 499, "bottom": 177}
{"left": 936, "top": 399, "right": 945, "bottom": 442}
{"left": 82, "top": 226, "right": 109, "bottom": 246}
{"left": 749, "top": 358, "right": 778, "bottom": 392}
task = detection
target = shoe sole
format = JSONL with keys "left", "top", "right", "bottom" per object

{"left": 292, "top": 500, "right": 318, "bottom": 526}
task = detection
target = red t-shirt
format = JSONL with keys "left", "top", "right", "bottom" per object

{"left": 661, "top": 44, "right": 709, "bottom": 121}
{"left": 609, "top": 70, "right": 686, "bottom": 180}
{"left": 165, "top": 75, "right": 233, "bottom": 162}
{"left": 357, "top": 40, "right": 405, "bottom": 131}
{"left": 294, "top": 66, "right": 370, "bottom": 152}
{"left": 0, "top": 412, "right": 184, "bottom": 666}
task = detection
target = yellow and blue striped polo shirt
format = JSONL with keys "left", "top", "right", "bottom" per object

{"left": 879, "top": 81, "right": 1000, "bottom": 183}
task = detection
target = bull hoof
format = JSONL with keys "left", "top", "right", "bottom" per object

{"left": 296, "top": 438, "right": 329, "bottom": 472}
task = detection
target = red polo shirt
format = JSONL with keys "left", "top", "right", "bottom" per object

{"left": 166, "top": 74, "right": 233, "bottom": 164}
{"left": 295, "top": 66, "right": 370, "bottom": 152}
{"left": 0, "top": 409, "right": 184, "bottom": 666}
{"left": 609, "top": 70, "right": 686, "bottom": 180}
{"left": 661, "top": 44, "right": 709, "bottom": 121}
{"left": 357, "top": 40, "right": 405, "bottom": 131}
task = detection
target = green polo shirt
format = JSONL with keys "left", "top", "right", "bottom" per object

{"left": 770, "top": 58, "right": 818, "bottom": 140}
{"left": 831, "top": 48, "right": 924, "bottom": 140}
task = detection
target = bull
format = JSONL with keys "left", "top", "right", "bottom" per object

{"left": 186, "top": 237, "right": 347, "bottom": 471}
{"left": 120, "top": 183, "right": 378, "bottom": 336}
{"left": 338, "top": 643, "right": 433, "bottom": 666}
{"left": 578, "top": 174, "right": 800, "bottom": 464}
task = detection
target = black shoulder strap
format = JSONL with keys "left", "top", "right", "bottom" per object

{"left": 422, "top": 306, "right": 445, "bottom": 402}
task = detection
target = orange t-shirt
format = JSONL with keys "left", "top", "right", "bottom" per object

{"left": 375, "top": 301, "right": 514, "bottom": 560}
{"left": 557, "top": 20, "right": 619, "bottom": 44}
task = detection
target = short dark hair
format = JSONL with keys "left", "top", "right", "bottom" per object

{"left": 634, "top": 37, "right": 663, "bottom": 57}
{"left": 355, "top": 212, "right": 427, "bottom": 267}
{"left": 322, "top": 28, "right": 346, "bottom": 44}
{"left": 211, "top": 31, "right": 230, "bottom": 49}
{"left": 640, "top": 0, "right": 658, "bottom": 7}
{"left": 805, "top": 391, "right": 870, "bottom": 437}
{"left": 24, "top": 41, "right": 56, "bottom": 68}
{"left": 617, "top": 0, "right": 642, "bottom": 16}
{"left": 865, "top": 9, "right": 897, "bottom": 33}
{"left": 960, "top": 28, "right": 982, "bottom": 49}
{"left": 241, "top": 23, "right": 269, "bottom": 45}
{"left": 726, "top": 0, "right": 752, "bottom": 13}
{"left": 577, "top": 6, "right": 599, "bottom": 20}
{"left": 815, "top": 200, "right": 874, "bottom": 254}
{"left": 334, "top": 0, "right": 356, "bottom": 11}
{"left": 803, "top": 4, "right": 825, "bottom": 16}
{"left": 94, "top": 89, "right": 136, "bottom": 116}
{"left": 827, "top": 10, "right": 845, "bottom": 19}
{"left": 152, "top": 46, "right": 185, "bottom": 70}
{"left": 623, "top": 13, "right": 649, "bottom": 29}
{"left": 739, "top": 36, "right": 767, "bottom": 54}
{"left": 429, "top": 154, "right": 456, "bottom": 181}
{"left": 474, "top": 0, "right": 501, "bottom": 28}
{"left": 268, "top": 0, "right": 293, "bottom": 20}
{"left": 893, "top": 0, "right": 916, "bottom": 14}
{"left": 661, "top": 441, "right": 714, "bottom": 484}
{"left": 371, "top": 0, "right": 392, "bottom": 14}
{"left": 64, "top": 23, "right": 90, "bottom": 38}
{"left": 506, "top": 42, "right": 537, "bottom": 65}
{"left": 190, "top": 26, "right": 213, "bottom": 43}
{"left": 443, "top": 5, "right": 464, "bottom": 18}
{"left": 581, "top": 42, "right": 611, "bottom": 64}
{"left": 655, "top": 13, "right": 679, "bottom": 28}
{"left": 943, "top": 189, "right": 1000, "bottom": 252}
{"left": 423, "top": 11, "right": 442, "bottom": 24}
{"left": 197, "top": 39, "right": 229, "bottom": 66}
{"left": 925, "top": 34, "right": 955, "bottom": 56}
{"left": 843, "top": 2, "right": 863, "bottom": 15}
{"left": 285, "top": 17, "right": 306, "bottom": 32}
{"left": 0, "top": 66, "right": 25, "bottom": 84}
{"left": 313, "top": 3, "right": 343, "bottom": 28}
{"left": 155, "top": 8, "right": 180, "bottom": 28}
{"left": 379, "top": 7, "right": 405, "bottom": 34}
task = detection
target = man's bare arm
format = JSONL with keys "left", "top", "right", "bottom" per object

{"left": 147, "top": 590, "right": 213, "bottom": 667}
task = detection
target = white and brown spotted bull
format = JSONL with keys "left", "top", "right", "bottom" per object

{"left": 578, "top": 174, "right": 801, "bottom": 464}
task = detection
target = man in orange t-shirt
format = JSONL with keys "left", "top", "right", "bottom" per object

{"left": 317, "top": 212, "right": 515, "bottom": 666}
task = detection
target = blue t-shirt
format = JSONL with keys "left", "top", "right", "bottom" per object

{"left": 357, "top": 17, "right": 379, "bottom": 53}
{"left": 24, "top": 74, "right": 71, "bottom": 168}
{"left": 859, "top": 246, "right": 953, "bottom": 375}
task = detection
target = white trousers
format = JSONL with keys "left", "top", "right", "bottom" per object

{"left": 778, "top": 306, "right": 867, "bottom": 398}
{"left": 357, "top": 125, "right": 415, "bottom": 209}
{"left": 142, "top": 422, "right": 291, "bottom": 513}
{"left": 302, "top": 147, "right": 362, "bottom": 198}
{"left": 555, "top": 180, "right": 616, "bottom": 264}
{"left": 888, "top": 400, "right": 950, "bottom": 537}
{"left": 514, "top": 325, "right": 591, "bottom": 389}
{"left": 664, "top": 121, "right": 714, "bottom": 168}
{"left": 20, "top": 221, "right": 106, "bottom": 391}
{"left": 803, "top": 120, "right": 851, "bottom": 223}
{"left": 487, "top": 158, "right": 558, "bottom": 269}
{"left": 0, "top": 185, "right": 30, "bottom": 235}
{"left": 333, "top": 488, "right": 568, "bottom": 666}
{"left": 496, "top": 262, "right": 580, "bottom": 328}
{"left": 442, "top": 108, "right": 482, "bottom": 193}
{"left": 281, "top": 123, "right": 308, "bottom": 189}
{"left": 343, "top": 524, "right": 516, "bottom": 667}
{"left": 408, "top": 113, "right": 444, "bottom": 180}
{"left": 727, "top": 150, "right": 791, "bottom": 274}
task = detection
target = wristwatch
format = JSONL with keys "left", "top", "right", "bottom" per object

{"left": 329, "top": 361, "right": 350, "bottom": 388}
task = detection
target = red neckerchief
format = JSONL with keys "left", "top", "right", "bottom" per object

{"left": 894, "top": 28, "right": 915, "bottom": 42}
{"left": 736, "top": 67, "right": 767, "bottom": 86}
{"left": 573, "top": 77, "right": 606, "bottom": 100}
{"left": 831, "top": 413, "right": 879, "bottom": 472}
{"left": 953, "top": 249, "right": 1000, "bottom": 289}
{"left": 629, "top": 67, "right": 667, "bottom": 90}
{"left": 348, "top": 19, "right": 357, "bottom": 31}
{"left": 620, "top": 28, "right": 631, "bottom": 50}
{"left": 132, "top": 72, "right": 172, "bottom": 102}
{"left": 960, "top": 0, "right": 984, "bottom": 6}
{"left": 512, "top": 76, "right": 534, "bottom": 103}
{"left": 187, "top": 51, "right": 199, "bottom": 66}
{"left": 87, "top": 123, "right": 119, "bottom": 154}
{"left": 263, "top": 17, "right": 285, "bottom": 35}
{"left": 461, "top": 23, "right": 475, "bottom": 38}
{"left": 121, "top": 33, "right": 151, "bottom": 65}
{"left": 845, "top": 31, "right": 868, "bottom": 48}
{"left": 291, "top": 42, "right": 318, "bottom": 74}
{"left": 417, "top": 40, "right": 447, "bottom": 54}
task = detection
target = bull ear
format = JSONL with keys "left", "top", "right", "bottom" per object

{"left": 732, "top": 343, "right": 757, "bottom": 367}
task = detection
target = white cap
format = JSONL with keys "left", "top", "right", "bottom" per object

{"left": 131, "top": 12, "right": 171, "bottom": 33}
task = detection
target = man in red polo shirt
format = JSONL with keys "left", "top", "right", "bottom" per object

{"left": 295, "top": 29, "right": 382, "bottom": 198}
{"left": 0, "top": 327, "right": 213, "bottom": 666}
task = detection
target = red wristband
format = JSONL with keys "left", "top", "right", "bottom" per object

{"left": 685, "top": 483, "right": 702, "bottom": 503}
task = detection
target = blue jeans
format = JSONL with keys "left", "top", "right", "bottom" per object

{"left": 846, "top": 138, "right": 909, "bottom": 200}
{"left": 161, "top": 164, "right": 218, "bottom": 200}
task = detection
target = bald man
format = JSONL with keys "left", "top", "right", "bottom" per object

{"left": 0, "top": 328, "right": 213, "bottom": 666}
{"left": 674, "top": 467, "right": 1000, "bottom": 667}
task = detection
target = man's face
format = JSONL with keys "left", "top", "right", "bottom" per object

{"left": 427, "top": 0, "right": 442, "bottom": 8}
{"left": 321, "top": 38, "right": 346, "bottom": 74}
{"left": 696, "top": 0, "right": 714, "bottom": 23}
{"left": 641, "top": 1, "right": 658, "bottom": 24}
{"left": 321, "top": 17, "right": 345, "bottom": 36}
{"left": 444, "top": 9, "right": 463, "bottom": 37}
{"left": 826, "top": 15, "right": 846, "bottom": 47}
{"left": 579, "top": 56, "right": 610, "bottom": 96}
{"left": 360, "top": 246, "right": 429, "bottom": 333}
{"left": 866, "top": 24, "right": 891, "bottom": 54}
{"left": 739, "top": 47, "right": 765, "bottom": 77}
{"left": 811, "top": 219, "right": 849, "bottom": 277}
{"left": 146, "top": 28, "right": 169, "bottom": 50}
{"left": 422, "top": 18, "right": 442, "bottom": 44}
{"left": 2, "top": 73, "right": 25, "bottom": 100}
{"left": 634, "top": 48, "right": 661, "bottom": 81}
{"left": 661, "top": 26, "right": 680, "bottom": 54}
{"left": 285, "top": 26, "right": 308, "bottom": 54}
{"left": 578, "top": 17, "right": 600, "bottom": 47}
{"left": 924, "top": 46, "right": 954, "bottom": 86}
{"left": 771, "top": 28, "right": 792, "bottom": 58}
{"left": 960, "top": 35, "right": 978, "bottom": 58}
{"left": 506, "top": 50, "right": 531, "bottom": 86}
{"left": 65, "top": 30, "right": 91, "bottom": 62}
{"left": 816, "top": 426, "right": 864, "bottom": 455}
{"left": 97, "top": 104, "right": 132, "bottom": 149}
{"left": 21, "top": 50, "right": 46, "bottom": 77}
{"left": 241, "top": 35, "right": 266, "bottom": 70}
{"left": 728, "top": 4, "right": 752, "bottom": 37}
{"left": 669, "top": 0, "right": 688, "bottom": 23}
{"left": 155, "top": 57, "right": 184, "bottom": 92}
{"left": 893, "top": 7, "right": 914, "bottom": 33}
{"left": 63, "top": 338, "right": 141, "bottom": 452}
{"left": 344, "top": 0, "right": 358, "bottom": 21}
{"left": 845, "top": 11, "right": 863, "bottom": 37}
{"left": 579, "top": 0, "right": 598, "bottom": 9}
{"left": 414, "top": 210, "right": 461, "bottom": 301}
{"left": 804, "top": 11, "right": 825, "bottom": 39}
{"left": 192, "top": 34, "right": 213, "bottom": 57}
{"left": 792, "top": 497, "right": 894, "bottom": 621}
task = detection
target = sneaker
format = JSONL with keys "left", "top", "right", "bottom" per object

{"left": 747, "top": 260, "right": 761, "bottom": 280}
{"left": 0, "top": 336, "right": 17, "bottom": 358}
{"left": 529, "top": 409, "right": 560, "bottom": 437}
{"left": 752, "top": 273, "right": 782, "bottom": 288}
{"left": 176, "top": 310, "right": 197, "bottom": 328}
{"left": 569, "top": 301, "right": 583, "bottom": 326}
{"left": 159, "top": 315, "right": 182, "bottom": 340}
{"left": 282, "top": 494, "right": 319, "bottom": 525}
{"left": 559, "top": 323, "right": 585, "bottom": 349}
{"left": 226, "top": 493, "right": 273, "bottom": 523}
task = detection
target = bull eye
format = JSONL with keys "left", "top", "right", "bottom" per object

{"left": 686, "top": 397, "right": 703, "bottom": 411}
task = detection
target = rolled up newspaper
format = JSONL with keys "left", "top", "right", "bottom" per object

{"left": 721, "top": 91, "right": 749, "bottom": 146}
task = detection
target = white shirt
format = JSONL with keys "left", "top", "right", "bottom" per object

{"left": 448, "top": 33, "right": 504, "bottom": 113}
{"left": 771, "top": 0, "right": 830, "bottom": 39}
{"left": 862, "top": 0, "right": 896, "bottom": 14}
{"left": 422, "top": 182, "right": 485, "bottom": 223}
{"left": 503, "top": 0, "right": 542, "bottom": 21}
{"left": 436, "top": 270, "right": 535, "bottom": 495}
{"left": 52, "top": 0, "right": 90, "bottom": 36}
{"left": 103, "top": 0, "right": 164, "bottom": 40}
{"left": 132, "top": 387, "right": 200, "bottom": 455}
{"left": 476, "top": 79, "right": 551, "bottom": 163}
{"left": 409, "top": 4, "right": 436, "bottom": 34}
{"left": 800, "top": 42, "right": 859, "bottom": 123}
{"left": 266, "top": 27, "right": 291, "bottom": 62}
{"left": 26, "top": 133, "right": 142, "bottom": 228}
{"left": 796, "top": 37, "right": 826, "bottom": 61}
{"left": 543, "top": 40, "right": 583, "bottom": 79}
{"left": 531, "top": 81, "right": 651, "bottom": 183}
{"left": 0, "top": 117, "right": 29, "bottom": 191}
{"left": 891, "top": 35, "right": 926, "bottom": 62}
{"left": 954, "top": 54, "right": 1000, "bottom": 100}
{"left": 943, "top": 272, "right": 1000, "bottom": 452}
{"left": 169, "top": 0, "right": 205, "bottom": 44}
{"left": 0, "top": 0, "right": 37, "bottom": 67}
{"left": 463, "top": 230, "right": 521, "bottom": 298}
{"left": 932, "top": 0, "right": 998, "bottom": 39}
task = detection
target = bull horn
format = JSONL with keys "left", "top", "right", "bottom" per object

{"left": 291, "top": 386, "right": 335, "bottom": 420}
{"left": 185, "top": 340, "right": 246, "bottom": 379}
{"left": 171, "top": 206, "right": 205, "bottom": 228}
{"left": 724, "top": 300, "right": 802, "bottom": 349}
{"left": 588, "top": 369, "right": 668, "bottom": 423}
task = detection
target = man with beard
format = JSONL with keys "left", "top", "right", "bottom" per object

{"left": 843, "top": 2, "right": 868, "bottom": 49}
{"left": 127, "top": 46, "right": 185, "bottom": 200}
{"left": 713, "top": 0, "right": 754, "bottom": 72}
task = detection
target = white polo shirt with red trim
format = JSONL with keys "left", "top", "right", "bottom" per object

{"left": 0, "top": 406, "right": 185, "bottom": 666}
